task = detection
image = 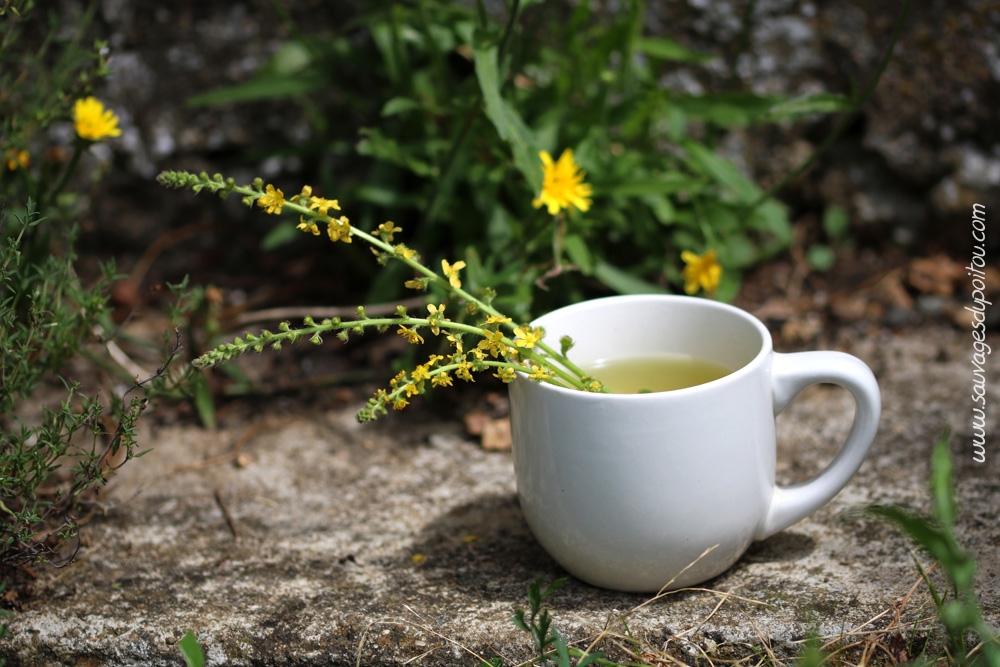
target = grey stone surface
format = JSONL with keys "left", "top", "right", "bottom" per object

{"left": 1, "top": 324, "right": 997, "bottom": 665}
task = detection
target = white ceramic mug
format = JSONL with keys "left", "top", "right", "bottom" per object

{"left": 508, "top": 295, "right": 880, "bottom": 592}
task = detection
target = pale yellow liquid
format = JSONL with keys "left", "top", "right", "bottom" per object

{"left": 584, "top": 354, "right": 733, "bottom": 394}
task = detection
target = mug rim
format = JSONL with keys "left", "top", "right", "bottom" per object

{"left": 523, "top": 294, "right": 773, "bottom": 400}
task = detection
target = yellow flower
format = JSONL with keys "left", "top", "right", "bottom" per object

{"left": 393, "top": 399, "right": 410, "bottom": 411}
{"left": 455, "top": 362, "right": 475, "bottom": 382}
{"left": 681, "top": 250, "right": 722, "bottom": 295}
{"left": 397, "top": 325, "right": 424, "bottom": 345}
{"left": 309, "top": 196, "right": 340, "bottom": 216}
{"left": 404, "top": 383, "right": 421, "bottom": 398}
{"left": 297, "top": 218, "right": 320, "bottom": 235}
{"left": 528, "top": 364, "right": 554, "bottom": 380}
{"left": 532, "top": 149, "right": 592, "bottom": 215}
{"left": 484, "top": 314, "right": 512, "bottom": 326}
{"left": 441, "top": 259, "right": 466, "bottom": 289}
{"left": 257, "top": 184, "right": 285, "bottom": 214}
{"left": 327, "top": 216, "right": 353, "bottom": 243}
{"left": 513, "top": 326, "right": 542, "bottom": 349}
{"left": 4, "top": 149, "right": 29, "bottom": 171}
{"left": 446, "top": 333, "right": 464, "bottom": 353}
{"left": 394, "top": 244, "right": 416, "bottom": 259}
{"left": 494, "top": 367, "right": 517, "bottom": 383}
{"left": 375, "top": 221, "right": 403, "bottom": 241}
{"left": 412, "top": 364, "right": 431, "bottom": 383}
{"left": 426, "top": 303, "right": 448, "bottom": 334}
{"left": 73, "top": 97, "right": 121, "bottom": 141}
{"left": 431, "top": 373, "right": 453, "bottom": 388}
{"left": 477, "top": 329, "right": 509, "bottom": 359}
{"left": 404, "top": 278, "right": 427, "bottom": 291}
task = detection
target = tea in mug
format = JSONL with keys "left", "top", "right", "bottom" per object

{"left": 584, "top": 354, "right": 733, "bottom": 394}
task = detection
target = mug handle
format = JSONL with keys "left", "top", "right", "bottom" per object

{"left": 755, "top": 351, "right": 881, "bottom": 540}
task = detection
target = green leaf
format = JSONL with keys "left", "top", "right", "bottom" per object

{"left": 822, "top": 205, "right": 850, "bottom": 239}
{"left": 931, "top": 433, "right": 956, "bottom": 531}
{"left": 473, "top": 40, "right": 543, "bottom": 190}
{"left": 260, "top": 221, "right": 301, "bottom": 252}
{"left": 178, "top": 631, "right": 205, "bottom": 667}
{"left": 763, "top": 93, "right": 855, "bottom": 121}
{"left": 806, "top": 244, "right": 836, "bottom": 272}
{"left": 594, "top": 261, "right": 667, "bottom": 295}
{"left": 563, "top": 234, "right": 593, "bottom": 275}
{"left": 187, "top": 73, "right": 322, "bottom": 106}
{"left": 191, "top": 372, "right": 217, "bottom": 430}
{"left": 671, "top": 92, "right": 783, "bottom": 126}
{"left": 356, "top": 128, "right": 439, "bottom": 177}
{"left": 682, "top": 141, "right": 760, "bottom": 203}
{"left": 602, "top": 174, "right": 704, "bottom": 197}
{"left": 551, "top": 631, "right": 572, "bottom": 667}
{"left": 381, "top": 97, "right": 421, "bottom": 117}
{"left": 634, "top": 36, "right": 714, "bottom": 63}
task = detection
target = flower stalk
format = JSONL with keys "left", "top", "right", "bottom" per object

{"left": 157, "top": 170, "right": 606, "bottom": 421}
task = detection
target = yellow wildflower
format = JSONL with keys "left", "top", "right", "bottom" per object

{"left": 393, "top": 398, "right": 410, "bottom": 411}
{"left": 297, "top": 218, "right": 320, "bottom": 235}
{"left": 681, "top": 250, "right": 722, "bottom": 295}
{"left": 389, "top": 371, "right": 407, "bottom": 388}
{"left": 4, "top": 149, "right": 29, "bottom": 171}
{"left": 257, "top": 184, "right": 285, "bottom": 215}
{"left": 446, "top": 333, "right": 464, "bottom": 353}
{"left": 375, "top": 221, "right": 403, "bottom": 241}
{"left": 532, "top": 149, "right": 592, "bottom": 215}
{"left": 412, "top": 364, "right": 431, "bottom": 383}
{"left": 397, "top": 325, "right": 424, "bottom": 345}
{"left": 404, "top": 383, "right": 421, "bottom": 398}
{"left": 528, "top": 364, "right": 554, "bottom": 380}
{"left": 404, "top": 278, "right": 427, "bottom": 291}
{"left": 309, "top": 196, "right": 340, "bottom": 216}
{"left": 494, "top": 367, "right": 517, "bottom": 383}
{"left": 455, "top": 362, "right": 475, "bottom": 382}
{"left": 513, "top": 326, "right": 542, "bottom": 349}
{"left": 395, "top": 244, "right": 416, "bottom": 259}
{"left": 477, "top": 329, "right": 509, "bottom": 359}
{"left": 426, "top": 304, "right": 448, "bottom": 334}
{"left": 441, "top": 259, "right": 466, "bottom": 289}
{"left": 431, "top": 373, "right": 453, "bottom": 388}
{"left": 327, "top": 216, "right": 353, "bottom": 243}
{"left": 484, "top": 314, "right": 512, "bottom": 326}
{"left": 73, "top": 97, "right": 121, "bottom": 141}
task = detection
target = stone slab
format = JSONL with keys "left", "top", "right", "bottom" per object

{"left": 1, "top": 325, "right": 998, "bottom": 666}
